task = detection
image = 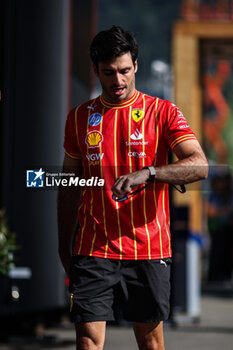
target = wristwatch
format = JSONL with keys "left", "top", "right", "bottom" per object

{"left": 143, "top": 166, "right": 156, "bottom": 183}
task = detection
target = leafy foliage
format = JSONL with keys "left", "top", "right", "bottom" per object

{"left": 0, "top": 210, "right": 18, "bottom": 276}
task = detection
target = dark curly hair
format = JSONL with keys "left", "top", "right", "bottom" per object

{"left": 90, "top": 26, "right": 138, "bottom": 70}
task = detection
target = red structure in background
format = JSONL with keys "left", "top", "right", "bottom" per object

{"left": 181, "top": 0, "right": 233, "bottom": 21}
{"left": 203, "top": 60, "right": 231, "bottom": 163}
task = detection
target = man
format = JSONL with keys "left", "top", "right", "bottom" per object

{"left": 58, "top": 26, "right": 208, "bottom": 350}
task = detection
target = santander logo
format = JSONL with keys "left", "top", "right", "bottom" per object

{"left": 130, "top": 128, "right": 143, "bottom": 140}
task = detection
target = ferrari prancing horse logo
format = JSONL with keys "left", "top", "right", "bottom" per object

{"left": 132, "top": 109, "right": 144, "bottom": 122}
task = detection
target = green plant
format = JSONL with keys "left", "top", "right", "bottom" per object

{"left": 0, "top": 209, "right": 18, "bottom": 276}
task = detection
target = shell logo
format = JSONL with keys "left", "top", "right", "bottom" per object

{"left": 85, "top": 130, "right": 103, "bottom": 148}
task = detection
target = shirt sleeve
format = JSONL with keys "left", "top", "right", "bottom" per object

{"left": 63, "top": 107, "right": 82, "bottom": 159}
{"left": 164, "top": 101, "right": 197, "bottom": 150}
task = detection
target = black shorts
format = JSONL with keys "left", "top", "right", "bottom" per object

{"left": 69, "top": 255, "right": 171, "bottom": 323}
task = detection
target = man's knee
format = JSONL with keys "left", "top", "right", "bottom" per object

{"left": 138, "top": 336, "right": 163, "bottom": 350}
{"left": 133, "top": 321, "right": 165, "bottom": 350}
{"left": 75, "top": 321, "right": 106, "bottom": 350}
{"left": 77, "top": 336, "right": 104, "bottom": 350}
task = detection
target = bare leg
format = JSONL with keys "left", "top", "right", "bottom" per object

{"left": 133, "top": 321, "right": 165, "bottom": 350}
{"left": 75, "top": 321, "right": 106, "bottom": 350}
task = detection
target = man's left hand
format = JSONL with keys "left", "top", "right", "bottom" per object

{"left": 111, "top": 168, "right": 150, "bottom": 198}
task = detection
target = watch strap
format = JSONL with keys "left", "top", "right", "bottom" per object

{"left": 143, "top": 166, "right": 156, "bottom": 182}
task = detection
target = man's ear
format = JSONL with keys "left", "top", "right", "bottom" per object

{"left": 93, "top": 64, "right": 99, "bottom": 77}
{"left": 134, "top": 60, "right": 138, "bottom": 73}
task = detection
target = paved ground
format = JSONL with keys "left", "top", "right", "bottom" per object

{"left": 1, "top": 291, "right": 233, "bottom": 350}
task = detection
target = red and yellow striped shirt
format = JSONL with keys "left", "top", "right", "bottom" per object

{"left": 64, "top": 90, "right": 196, "bottom": 260}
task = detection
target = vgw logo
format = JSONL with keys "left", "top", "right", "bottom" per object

{"left": 86, "top": 153, "right": 104, "bottom": 162}
{"left": 26, "top": 168, "right": 45, "bottom": 188}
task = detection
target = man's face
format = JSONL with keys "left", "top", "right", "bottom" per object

{"left": 94, "top": 52, "right": 138, "bottom": 103}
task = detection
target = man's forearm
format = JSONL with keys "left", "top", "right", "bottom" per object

{"left": 57, "top": 186, "right": 81, "bottom": 276}
{"left": 154, "top": 154, "right": 209, "bottom": 185}
{"left": 112, "top": 142, "right": 209, "bottom": 197}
